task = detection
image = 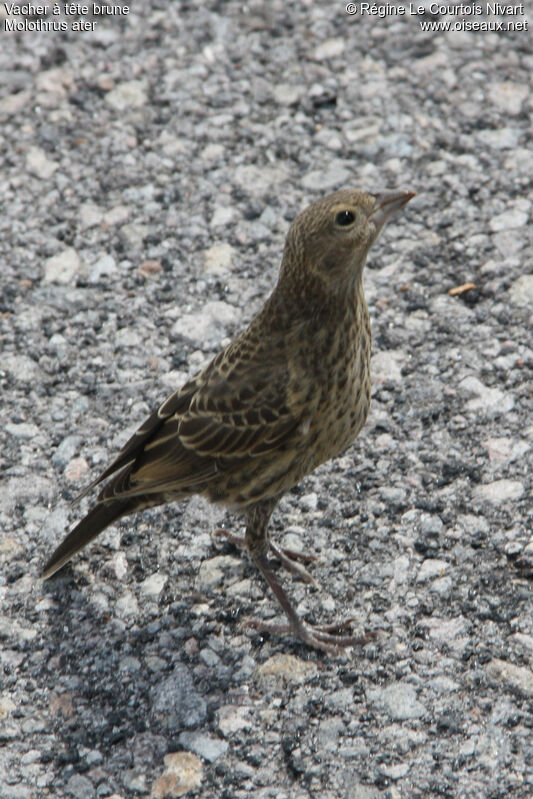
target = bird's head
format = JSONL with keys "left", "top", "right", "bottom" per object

{"left": 280, "top": 188, "right": 415, "bottom": 296}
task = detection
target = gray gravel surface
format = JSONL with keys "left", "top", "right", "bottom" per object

{"left": 1, "top": 2, "right": 532, "bottom": 798}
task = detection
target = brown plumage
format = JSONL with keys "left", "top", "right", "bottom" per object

{"left": 42, "top": 188, "right": 414, "bottom": 652}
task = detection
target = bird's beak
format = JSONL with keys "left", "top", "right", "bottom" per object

{"left": 370, "top": 190, "right": 415, "bottom": 229}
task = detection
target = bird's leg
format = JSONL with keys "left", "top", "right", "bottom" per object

{"left": 212, "top": 527, "right": 318, "bottom": 586}
{"left": 241, "top": 503, "right": 371, "bottom": 654}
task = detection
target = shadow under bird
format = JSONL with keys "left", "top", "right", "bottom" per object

{"left": 43, "top": 188, "right": 415, "bottom": 653}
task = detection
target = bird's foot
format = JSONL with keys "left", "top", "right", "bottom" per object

{"left": 212, "top": 528, "right": 318, "bottom": 586}
{"left": 244, "top": 616, "right": 373, "bottom": 654}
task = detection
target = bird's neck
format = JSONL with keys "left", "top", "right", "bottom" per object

{"left": 267, "top": 258, "right": 367, "bottom": 332}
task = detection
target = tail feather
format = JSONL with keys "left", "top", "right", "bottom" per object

{"left": 41, "top": 500, "right": 129, "bottom": 580}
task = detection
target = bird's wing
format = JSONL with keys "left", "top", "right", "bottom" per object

{"left": 120, "top": 349, "right": 303, "bottom": 495}
{"left": 83, "top": 336, "right": 306, "bottom": 501}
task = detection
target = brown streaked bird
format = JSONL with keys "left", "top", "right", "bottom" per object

{"left": 42, "top": 188, "right": 414, "bottom": 653}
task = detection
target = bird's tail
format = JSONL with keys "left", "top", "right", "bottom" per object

{"left": 41, "top": 500, "right": 131, "bottom": 580}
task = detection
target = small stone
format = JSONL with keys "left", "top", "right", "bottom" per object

{"left": 216, "top": 705, "right": 252, "bottom": 736}
{"left": 302, "top": 159, "right": 352, "bottom": 191}
{"left": 485, "top": 659, "right": 533, "bottom": 697}
{"left": 79, "top": 202, "right": 103, "bottom": 230}
{"left": 458, "top": 376, "right": 514, "bottom": 417}
{"left": 152, "top": 665, "right": 207, "bottom": 730}
{"left": 196, "top": 555, "right": 243, "bottom": 591}
{"left": 52, "top": 435, "right": 82, "bottom": 469}
{"left": 122, "top": 771, "right": 147, "bottom": 794}
{"left": 256, "top": 654, "right": 317, "bottom": 684}
{"left": 271, "top": 83, "right": 303, "bottom": 106}
{"left": 116, "top": 592, "right": 139, "bottom": 617}
{"left": 489, "top": 82, "right": 529, "bottom": 115}
{"left": 416, "top": 559, "right": 449, "bottom": 583}
{"left": 379, "top": 763, "right": 410, "bottom": 780}
{"left": 89, "top": 254, "right": 118, "bottom": 283}
{"left": 317, "top": 716, "right": 344, "bottom": 752}
{"left": 426, "top": 616, "right": 468, "bottom": 644}
{"left": 177, "top": 733, "right": 228, "bottom": 763}
{"left": 111, "top": 552, "right": 128, "bottom": 580}
{"left": 104, "top": 205, "right": 130, "bottom": 227}
{"left": 366, "top": 682, "right": 426, "bottom": 721}
{"left": 141, "top": 572, "right": 168, "bottom": 599}
{"left": 43, "top": 248, "right": 81, "bottom": 285}
{"left": 420, "top": 514, "right": 444, "bottom": 536}
{"left": 489, "top": 208, "right": 529, "bottom": 232}
{"left": 0, "top": 89, "right": 31, "bottom": 115}
{"left": 64, "top": 457, "right": 90, "bottom": 483}
{"left": 65, "top": 773, "right": 95, "bottom": 799}
{"left": 484, "top": 437, "right": 530, "bottom": 463}
{"left": 3, "top": 355, "right": 42, "bottom": 383}
{"left": 138, "top": 259, "right": 163, "bottom": 278}
{"left": 203, "top": 243, "right": 234, "bottom": 276}
{"left": 211, "top": 206, "right": 235, "bottom": 227}
{"left": 472, "top": 480, "right": 524, "bottom": 504}
{"left": 477, "top": 127, "right": 520, "bottom": 150}
{"left": 105, "top": 80, "right": 147, "bottom": 110}
{"left": 199, "top": 648, "right": 220, "bottom": 667}
{"left": 300, "top": 492, "right": 318, "bottom": 512}
{"left": 172, "top": 301, "right": 239, "bottom": 344}
{"left": 509, "top": 275, "right": 533, "bottom": 308}
{"left": 313, "top": 38, "right": 345, "bottom": 60}
{"left": 151, "top": 752, "right": 203, "bottom": 798}
{"left": 26, "top": 146, "right": 58, "bottom": 179}
{"left": 5, "top": 422, "right": 40, "bottom": 439}
{"left": 371, "top": 350, "right": 406, "bottom": 383}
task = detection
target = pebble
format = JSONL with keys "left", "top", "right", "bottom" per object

{"left": 88, "top": 254, "right": 118, "bottom": 283}
{"left": 485, "top": 659, "right": 533, "bottom": 697}
{"left": 489, "top": 208, "right": 530, "bottom": 233}
{"left": 105, "top": 80, "right": 147, "bottom": 110}
{"left": 420, "top": 514, "right": 444, "bottom": 536}
{"left": 216, "top": 705, "right": 252, "bottom": 736}
{"left": 313, "top": 38, "right": 345, "bottom": 60}
{"left": 416, "top": 559, "right": 448, "bottom": 583}
{"left": 5, "top": 422, "right": 40, "bottom": 439}
{"left": 151, "top": 752, "right": 203, "bottom": 798}
{"left": 26, "top": 146, "right": 58, "bottom": 179}
{"left": 3, "top": 355, "right": 42, "bottom": 383}
{"left": 115, "top": 592, "right": 139, "bottom": 618}
{"left": 172, "top": 301, "right": 239, "bottom": 343}
{"left": 140, "top": 572, "right": 168, "bottom": 599}
{"left": 211, "top": 206, "right": 235, "bottom": 227}
{"left": 79, "top": 202, "right": 103, "bottom": 230}
{"left": 509, "top": 275, "right": 533, "bottom": 308}
{"left": 477, "top": 127, "right": 520, "bottom": 149}
{"left": 458, "top": 376, "right": 514, "bottom": 417}
{"left": 271, "top": 83, "right": 304, "bottom": 106}
{"left": 317, "top": 717, "right": 344, "bottom": 752}
{"left": 43, "top": 248, "right": 81, "bottom": 285}
{"left": 302, "top": 160, "right": 352, "bottom": 191}
{"left": 371, "top": 350, "right": 406, "bottom": 383}
{"left": 64, "top": 457, "right": 90, "bottom": 483}
{"left": 151, "top": 665, "right": 207, "bottom": 730}
{"left": 65, "top": 774, "right": 95, "bottom": 799}
{"left": 489, "top": 82, "right": 529, "bottom": 115}
{"left": 300, "top": 492, "right": 318, "bottom": 512}
{"left": 203, "top": 243, "right": 234, "bottom": 276}
{"left": 196, "top": 555, "right": 243, "bottom": 591}
{"left": 177, "top": 733, "right": 228, "bottom": 763}
{"left": 256, "top": 654, "right": 317, "bottom": 685}
{"left": 472, "top": 480, "right": 525, "bottom": 504}
{"left": 366, "top": 683, "right": 426, "bottom": 721}
{"left": 483, "top": 437, "right": 530, "bottom": 463}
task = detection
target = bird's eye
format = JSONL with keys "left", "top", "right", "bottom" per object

{"left": 335, "top": 210, "right": 355, "bottom": 227}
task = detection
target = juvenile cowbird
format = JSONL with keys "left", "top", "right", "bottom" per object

{"left": 43, "top": 188, "right": 414, "bottom": 652}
